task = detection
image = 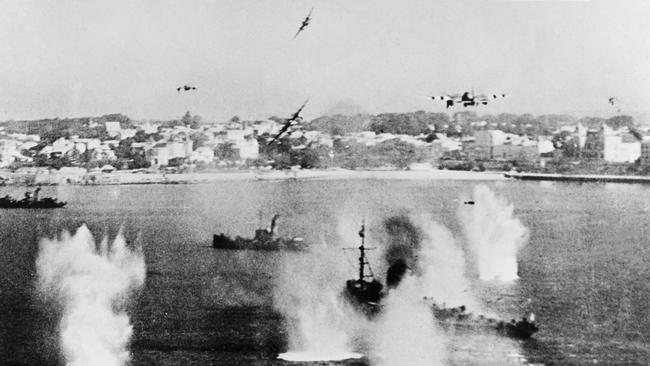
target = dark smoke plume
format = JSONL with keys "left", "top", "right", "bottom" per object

{"left": 386, "top": 258, "right": 408, "bottom": 289}
{"left": 383, "top": 215, "right": 422, "bottom": 288}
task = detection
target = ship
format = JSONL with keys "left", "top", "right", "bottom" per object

{"left": 427, "top": 301, "right": 539, "bottom": 339}
{"left": 343, "top": 223, "right": 539, "bottom": 340}
{"left": 343, "top": 223, "right": 384, "bottom": 315}
{"left": 213, "top": 214, "right": 306, "bottom": 251}
{"left": 0, "top": 188, "right": 66, "bottom": 209}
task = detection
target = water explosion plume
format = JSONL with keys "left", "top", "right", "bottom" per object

{"left": 372, "top": 275, "right": 445, "bottom": 366}
{"left": 36, "top": 225, "right": 146, "bottom": 366}
{"left": 383, "top": 214, "right": 481, "bottom": 309}
{"left": 274, "top": 218, "right": 363, "bottom": 361}
{"left": 417, "top": 217, "right": 482, "bottom": 310}
{"left": 459, "top": 185, "right": 529, "bottom": 281}
{"left": 375, "top": 215, "right": 481, "bottom": 365}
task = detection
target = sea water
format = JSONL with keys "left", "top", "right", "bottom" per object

{"left": 0, "top": 179, "right": 648, "bottom": 365}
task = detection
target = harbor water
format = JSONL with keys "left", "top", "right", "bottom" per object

{"left": 0, "top": 178, "right": 648, "bottom": 365}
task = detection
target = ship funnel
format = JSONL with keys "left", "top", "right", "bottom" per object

{"left": 270, "top": 214, "right": 281, "bottom": 236}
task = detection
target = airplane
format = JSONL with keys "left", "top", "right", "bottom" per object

{"left": 430, "top": 91, "right": 507, "bottom": 108}
{"left": 267, "top": 98, "right": 310, "bottom": 146}
{"left": 293, "top": 8, "right": 314, "bottom": 39}
{"left": 177, "top": 85, "right": 197, "bottom": 92}
{"left": 608, "top": 97, "right": 621, "bottom": 113}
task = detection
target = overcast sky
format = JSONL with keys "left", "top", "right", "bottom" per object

{"left": 1, "top": 0, "right": 649, "bottom": 122}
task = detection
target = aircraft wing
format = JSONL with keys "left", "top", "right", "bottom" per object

{"left": 268, "top": 121, "right": 292, "bottom": 145}
{"left": 430, "top": 94, "right": 461, "bottom": 102}
{"left": 289, "top": 98, "right": 310, "bottom": 120}
{"left": 476, "top": 93, "right": 507, "bottom": 101}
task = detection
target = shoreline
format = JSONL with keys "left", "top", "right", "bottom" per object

{"left": 6, "top": 169, "right": 650, "bottom": 186}
{"left": 0, "top": 169, "right": 508, "bottom": 186}
{"left": 504, "top": 172, "right": 650, "bottom": 184}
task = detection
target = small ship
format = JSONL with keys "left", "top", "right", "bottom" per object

{"left": 213, "top": 214, "right": 306, "bottom": 251}
{"left": 0, "top": 187, "right": 66, "bottom": 209}
{"left": 343, "top": 224, "right": 538, "bottom": 339}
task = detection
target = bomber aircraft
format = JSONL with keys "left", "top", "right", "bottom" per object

{"left": 268, "top": 99, "right": 310, "bottom": 145}
{"left": 431, "top": 91, "right": 507, "bottom": 108}
{"left": 177, "top": 85, "right": 197, "bottom": 92}
{"left": 293, "top": 8, "right": 314, "bottom": 39}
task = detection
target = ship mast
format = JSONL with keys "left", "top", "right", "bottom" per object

{"left": 356, "top": 221, "right": 374, "bottom": 282}
{"left": 344, "top": 221, "right": 375, "bottom": 283}
{"left": 358, "top": 222, "right": 365, "bottom": 282}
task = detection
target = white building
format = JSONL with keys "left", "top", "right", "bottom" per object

{"left": 577, "top": 123, "right": 587, "bottom": 149}
{"left": 73, "top": 138, "right": 101, "bottom": 151}
{"left": 251, "top": 120, "right": 281, "bottom": 135}
{"left": 105, "top": 121, "right": 122, "bottom": 138}
{"left": 233, "top": 135, "right": 259, "bottom": 160}
{"left": 0, "top": 140, "right": 20, "bottom": 167}
{"left": 148, "top": 140, "right": 193, "bottom": 167}
{"left": 435, "top": 134, "right": 462, "bottom": 151}
{"left": 138, "top": 121, "right": 160, "bottom": 134}
{"left": 603, "top": 125, "right": 641, "bottom": 163}
{"left": 537, "top": 137, "right": 555, "bottom": 155}
{"left": 474, "top": 130, "right": 507, "bottom": 146}
{"left": 189, "top": 146, "right": 215, "bottom": 164}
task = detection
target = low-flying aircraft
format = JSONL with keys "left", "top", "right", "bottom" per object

{"left": 177, "top": 85, "right": 197, "bottom": 92}
{"left": 431, "top": 91, "right": 507, "bottom": 108}
{"left": 268, "top": 99, "right": 310, "bottom": 145}
{"left": 293, "top": 8, "right": 314, "bottom": 39}
{"left": 608, "top": 97, "right": 622, "bottom": 112}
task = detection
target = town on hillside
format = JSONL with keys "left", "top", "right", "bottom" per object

{"left": 0, "top": 110, "right": 648, "bottom": 184}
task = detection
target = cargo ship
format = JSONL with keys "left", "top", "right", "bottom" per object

{"left": 213, "top": 214, "right": 306, "bottom": 251}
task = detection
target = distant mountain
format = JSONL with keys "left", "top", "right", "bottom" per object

{"left": 319, "top": 99, "right": 366, "bottom": 116}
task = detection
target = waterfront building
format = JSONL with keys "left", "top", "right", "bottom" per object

{"left": 147, "top": 139, "right": 193, "bottom": 167}
{"left": 602, "top": 125, "right": 641, "bottom": 163}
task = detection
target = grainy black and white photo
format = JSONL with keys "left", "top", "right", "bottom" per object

{"left": 0, "top": 1, "right": 649, "bottom": 365}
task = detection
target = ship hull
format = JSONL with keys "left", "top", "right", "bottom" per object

{"left": 436, "top": 316, "right": 538, "bottom": 339}
{"left": 0, "top": 198, "right": 66, "bottom": 209}
{"left": 212, "top": 234, "right": 305, "bottom": 251}
{"left": 344, "top": 295, "right": 538, "bottom": 340}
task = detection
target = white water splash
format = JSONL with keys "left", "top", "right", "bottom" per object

{"left": 274, "top": 222, "right": 364, "bottom": 362}
{"left": 371, "top": 275, "right": 446, "bottom": 366}
{"left": 275, "top": 287, "right": 362, "bottom": 361}
{"left": 459, "top": 185, "right": 529, "bottom": 281}
{"left": 36, "top": 225, "right": 146, "bottom": 366}
{"left": 417, "top": 216, "right": 482, "bottom": 311}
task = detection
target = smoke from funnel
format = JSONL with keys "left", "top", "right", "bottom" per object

{"left": 386, "top": 259, "right": 409, "bottom": 289}
{"left": 383, "top": 215, "right": 422, "bottom": 273}
{"left": 36, "top": 225, "right": 145, "bottom": 366}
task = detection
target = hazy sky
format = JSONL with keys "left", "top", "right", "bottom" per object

{"left": 1, "top": 0, "right": 649, "bottom": 122}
